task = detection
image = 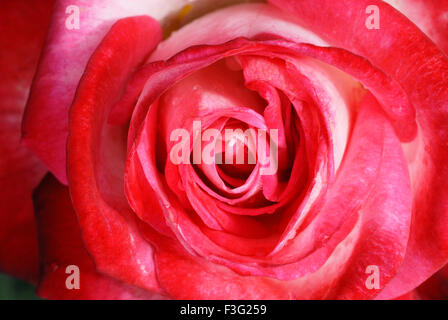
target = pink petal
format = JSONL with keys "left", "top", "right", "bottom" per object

{"left": 271, "top": 0, "right": 448, "bottom": 299}
{"left": 22, "top": 0, "right": 188, "bottom": 183}
{"left": 67, "top": 16, "right": 162, "bottom": 293}
{"left": 34, "top": 175, "right": 165, "bottom": 300}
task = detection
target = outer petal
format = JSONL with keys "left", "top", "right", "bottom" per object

{"left": 34, "top": 175, "right": 164, "bottom": 300}
{"left": 415, "top": 264, "right": 448, "bottom": 300}
{"left": 270, "top": 0, "right": 448, "bottom": 299}
{"left": 67, "top": 16, "right": 163, "bottom": 293}
{"left": 0, "top": 0, "right": 52, "bottom": 283}
{"left": 22, "top": 0, "right": 200, "bottom": 183}
{"left": 328, "top": 96, "right": 412, "bottom": 299}
{"left": 109, "top": 2, "right": 328, "bottom": 126}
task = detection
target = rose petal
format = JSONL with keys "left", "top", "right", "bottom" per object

{"left": 22, "top": 0, "right": 192, "bottom": 183}
{"left": 34, "top": 175, "right": 165, "bottom": 300}
{"left": 270, "top": 0, "right": 448, "bottom": 299}
{"left": 145, "top": 93, "right": 411, "bottom": 299}
{"left": 67, "top": 16, "right": 162, "bottom": 293}
{"left": 384, "top": 0, "right": 448, "bottom": 55}
{"left": 415, "top": 264, "right": 448, "bottom": 300}
{"left": 329, "top": 96, "right": 412, "bottom": 299}
{"left": 0, "top": 0, "right": 52, "bottom": 283}
{"left": 149, "top": 3, "right": 327, "bottom": 62}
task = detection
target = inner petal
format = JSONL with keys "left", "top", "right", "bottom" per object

{"left": 217, "top": 119, "right": 257, "bottom": 183}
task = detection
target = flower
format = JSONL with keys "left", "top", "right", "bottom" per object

{"left": 1, "top": 0, "right": 448, "bottom": 300}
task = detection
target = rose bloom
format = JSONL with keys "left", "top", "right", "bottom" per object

{"left": 1, "top": 0, "right": 448, "bottom": 300}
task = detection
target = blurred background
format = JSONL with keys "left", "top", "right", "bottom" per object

{"left": 0, "top": 273, "right": 39, "bottom": 300}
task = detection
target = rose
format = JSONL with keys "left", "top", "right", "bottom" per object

{"left": 1, "top": 0, "right": 448, "bottom": 300}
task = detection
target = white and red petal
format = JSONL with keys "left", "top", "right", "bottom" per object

{"left": 270, "top": 0, "right": 448, "bottom": 299}
{"left": 34, "top": 175, "right": 165, "bottom": 299}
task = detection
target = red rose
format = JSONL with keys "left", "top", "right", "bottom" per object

{"left": 1, "top": 0, "right": 448, "bottom": 300}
